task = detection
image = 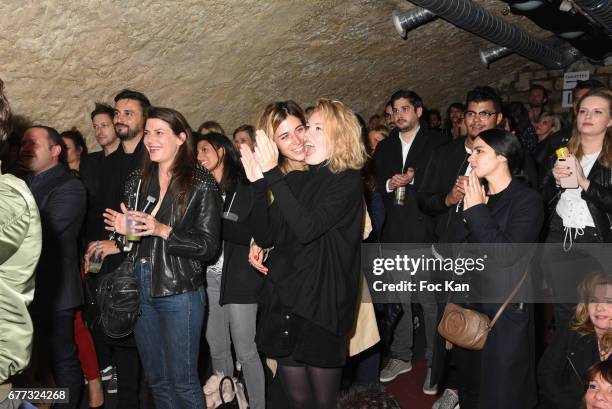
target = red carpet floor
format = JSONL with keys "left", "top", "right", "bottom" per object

{"left": 385, "top": 358, "right": 438, "bottom": 409}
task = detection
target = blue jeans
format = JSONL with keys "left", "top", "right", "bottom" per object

{"left": 134, "top": 258, "right": 205, "bottom": 409}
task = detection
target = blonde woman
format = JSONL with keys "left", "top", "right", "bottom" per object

{"left": 538, "top": 272, "right": 612, "bottom": 409}
{"left": 241, "top": 98, "right": 367, "bottom": 409}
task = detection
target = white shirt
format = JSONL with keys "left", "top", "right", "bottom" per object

{"left": 463, "top": 146, "right": 473, "bottom": 176}
{"left": 556, "top": 151, "right": 600, "bottom": 229}
{"left": 386, "top": 127, "right": 419, "bottom": 192}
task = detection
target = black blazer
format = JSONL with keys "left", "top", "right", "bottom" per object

{"left": 26, "top": 164, "right": 86, "bottom": 312}
{"left": 374, "top": 126, "right": 445, "bottom": 243}
{"left": 537, "top": 328, "right": 599, "bottom": 409}
{"left": 219, "top": 182, "right": 264, "bottom": 305}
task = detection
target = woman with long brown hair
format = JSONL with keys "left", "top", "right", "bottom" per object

{"left": 104, "top": 107, "right": 221, "bottom": 409}
{"left": 541, "top": 87, "right": 612, "bottom": 328}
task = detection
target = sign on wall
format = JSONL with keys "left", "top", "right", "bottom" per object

{"left": 562, "top": 71, "right": 590, "bottom": 108}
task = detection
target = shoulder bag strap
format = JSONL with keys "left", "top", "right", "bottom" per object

{"left": 489, "top": 269, "right": 529, "bottom": 328}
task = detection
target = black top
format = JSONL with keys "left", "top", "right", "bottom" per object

{"left": 219, "top": 181, "right": 265, "bottom": 305}
{"left": 537, "top": 327, "right": 599, "bottom": 409}
{"left": 248, "top": 164, "right": 363, "bottom": 365}
{"left": 79, "top": 141, "right": 146, "bottom": 273}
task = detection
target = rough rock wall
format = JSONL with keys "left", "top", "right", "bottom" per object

{"left": 0, "top": 0, "right": 548, "bottom": 149}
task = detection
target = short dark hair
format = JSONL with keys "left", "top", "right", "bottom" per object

{"left": 90, "top": 102, "right": 115, "bottom": 121}
{"left": 232, "top": 124, "right": 255, "bottom": 141}
{"left": 529, "top": 83, "right": 548, "bottom": 99}
{"left": 27, "top": 125, "right": 67, "bottom": 164}
{"left": 575, "top": 79, "right": 606, "bottom": 93}
{"left": 390, "top": 89, "right": 424, "bottom": 110}
{"left": 466, "top": 86, "right": 503, "bottom": 113}
{"left": 337, "top": 384, "right": 401, "bottom": 409}
{"left": 60, "top": 129, "right": 88, "bottom": 155}
{"left": 113, "top": 89, "right": 151, "bottom": 111}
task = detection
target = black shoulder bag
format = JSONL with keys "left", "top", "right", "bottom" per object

{"left": 97, "top": 250, "right": 140, "bottom": 338}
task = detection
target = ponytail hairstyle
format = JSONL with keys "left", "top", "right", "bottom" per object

{"left": 477, "top": 128, "right": 526, "bottom": 180}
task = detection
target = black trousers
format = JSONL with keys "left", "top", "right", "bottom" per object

{"left": 33, "top": 308, "right": 82, "bottom": 409}
{"left": 84, "top": 274, "right": 141, "bottom": 408}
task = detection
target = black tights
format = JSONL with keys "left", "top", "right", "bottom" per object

{"left": 278, "top": 364, "right": 342, "bottom": 409}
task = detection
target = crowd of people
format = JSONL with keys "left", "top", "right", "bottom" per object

{"left": 0, "top": 76, "right": 610, "bottom": 409}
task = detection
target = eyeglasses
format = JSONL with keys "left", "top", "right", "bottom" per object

{"left": 464, "top": 110, "right": 497, "bottom": 120}
{"left": 392, "top": 106, "right": 412, "bottom": 114}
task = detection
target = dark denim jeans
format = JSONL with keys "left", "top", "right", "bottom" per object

{"left": 133, "top": 258, "right": 205, "bottom": 409}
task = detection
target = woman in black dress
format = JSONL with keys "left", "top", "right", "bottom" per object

{"left": 240, "top": 98, "right": 367, "bottom": 409}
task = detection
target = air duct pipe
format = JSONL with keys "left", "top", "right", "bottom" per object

{"left": 392, "top": 7, "right": 436, "bottom": 38}
{"left": 480, "top": 45, "right": 513, "bottom": 66}
{"left": 408, "top": 0, "right": 579, "bottom": 68}
{"left": 573, "top": 0, "right": 612, "bottom": 40}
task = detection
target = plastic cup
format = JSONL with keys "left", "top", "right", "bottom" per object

{"left": 394, "top": 186, "right": 406, "bottom": 206}
{"left": 126, "top": 214, "right": 142, "bottom": 242}
{"left": 89, "top": 256, "right": 103, "bottom": 273}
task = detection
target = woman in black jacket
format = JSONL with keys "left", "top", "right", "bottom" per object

{"left": 240, "top": 98, "right": 367, "bottom": 409}
{"left": 195, "top": 132, "right": 265, "bottom": 409}
{"left": 445, "top": 128, "right": 544, "bottom": 409}
{"left": 540, "top": 87, "right": 612, "bottom": 329}
{"left": 104, "top": 107, "right": 221, "bottom": 409}
{"left": 538, "top": 271, "right": 612, "bottom": 409}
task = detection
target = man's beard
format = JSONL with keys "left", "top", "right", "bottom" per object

{"left": 398, "top": 120, "right": 417, "bottom": 133}
{"left": 115, "top": 124, "right": 138, "bottom": 141}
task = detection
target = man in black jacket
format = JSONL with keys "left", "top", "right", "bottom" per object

{"left": 374, "top": 90, "right": 445, "bottom": 389}
{"left": 21, "top": 125, "right": 86, "bottom": 409}
{"left": 80, "top": 90, "right": 151, "bottom": 408}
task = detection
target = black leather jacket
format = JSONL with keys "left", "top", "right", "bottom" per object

{"left": 124, "top": 166, "right": 221, "bottom": 297}
{"left": 541, "top": 154, "right": 612, "bottom": 242}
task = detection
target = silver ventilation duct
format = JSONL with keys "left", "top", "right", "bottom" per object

{"left": 573, "top": 0, "right": 612, "bottom": 40}
{"left": 392, "top": 8, "right": 436, "bottom": 38}
{"left": 407, "top": 0, "right": 580, "bottom": 68}
{"left": 480, "top": 45, "right": 513, "bottom": 66}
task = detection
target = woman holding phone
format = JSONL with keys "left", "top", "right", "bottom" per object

{"left": 540, "top": 87, "right": 612, "bottom": 328}
{"left": 104, "top": 107, "right": 221, "bottom": 409}
{"left": 241, "top": 98, "right": 367, "bottom": 409}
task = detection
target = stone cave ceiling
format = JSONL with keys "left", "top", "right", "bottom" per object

{"left": 0, "top": 0, "right": 552, "bottom": 147}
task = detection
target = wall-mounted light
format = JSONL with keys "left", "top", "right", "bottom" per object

{"left": 511, "top": 0, "right": 544, "bottom": 11}
{"left": 392, "top": 8, "right": 436, "bottom": 38}
{"left": 558, "top": 31, "right": 585, "bottom": 39}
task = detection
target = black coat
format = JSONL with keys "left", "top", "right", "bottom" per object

{"left": 433, "top": 179, "right": 544, "bottom": 409}
{"left": 537, "top": 328, "right": 599, "bottom": 409}
{"left": 249, "top": 165, "right": 363, "bottom": 367}
{"left": 374, "top": 126, "right": 444, "bottom": 243}
{"left": 418, "top": 137, "right": 470, "bottom": 241}
{"left": 219, "top": 181, "right": 264, "bottom": 305}
{"left": 26, "top": 164, "right": 86, "bottom": 312}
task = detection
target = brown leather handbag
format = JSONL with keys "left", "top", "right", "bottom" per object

{"left": 438, "top": 270, "right": 528, "bottom": 350}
